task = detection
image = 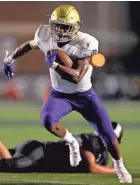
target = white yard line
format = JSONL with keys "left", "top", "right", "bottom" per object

{"left": 4, "top": 177, "right": 140, "bottom": 184}
{"left": 0, "top": 178, "right": 93, "bottom": 185}
{"left": 134, "top": 178, "right": 140, "bottom": 181}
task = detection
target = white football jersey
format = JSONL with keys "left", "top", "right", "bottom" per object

{"left": 34, "top": 25, "right": 99, "bottom": 93}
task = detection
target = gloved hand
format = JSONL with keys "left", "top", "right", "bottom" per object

{"left": 45, "top": 50, "right": 58, "bottom": 69}
{"left": 4, "top": 51, "right": 15, "bottom": 79}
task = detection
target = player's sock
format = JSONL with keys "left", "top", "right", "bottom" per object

{"left": 113, "top": 157, "right": 127, "bottom": 171}
{"left": 113, "top": 156, "right": 123, "bottom": 164}
{"left": 113, "top": 157, "right": 128, "bottom": 169}
{"left": 63, "top": 129, "right": 81, "bottom": 167}
{"left": 63, "top": 129, "right": 75, "bottom": 143}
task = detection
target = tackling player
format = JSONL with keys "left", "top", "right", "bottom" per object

{"left": 0, "top": 122, "right": 121, "bottom": 174}
{"left": 4, "top": 5, "right": 132, "bottom": 183}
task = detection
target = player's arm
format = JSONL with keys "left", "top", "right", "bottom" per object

{"left": 83, "top": 150, "right": 115, "bottom": 174}
{"left": 0, "top": 142, "right": 12, "bottom": 159}
{"left": 54, "top": 39, "right": 98, "bottom": 84}
{"left": 4, "top": 40, "right": 39, "bottom": 79}
{"left": 55, "top": 57, "right": 90, "bottom": 84}
{"left": 5, "top": 40, "right": 39, "bottom": 63}
{"left": 4, "top": 25, "right": 43, "bottom": 79}
{"left": 5, "top": 25, "right": 44, "bottom": 64}
{"left": 12, "top": 40, "right": 39, "bottom": 59}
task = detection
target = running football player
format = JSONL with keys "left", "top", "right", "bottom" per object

{"left": 0, "top": 122, "right": 122, "bottom": 174}
{"left": 4, "top": 5, "right": 132, "bottom": 183}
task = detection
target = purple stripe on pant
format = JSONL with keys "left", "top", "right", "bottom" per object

{"left": 40, "top": 88, "right": 116, "bottom": 143}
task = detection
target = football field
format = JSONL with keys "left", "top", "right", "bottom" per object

{"left": 0, "top": 101, "right": 140, "bottom": 185}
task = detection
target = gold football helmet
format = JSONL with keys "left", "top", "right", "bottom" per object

{"left": 49, "top": 5, "right": 83, "bottom": 42}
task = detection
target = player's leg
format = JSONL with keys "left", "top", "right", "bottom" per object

{"left": 79, "top": 88, "right": 132, "bottom": 183}
{"left": 40, "top": 91, "right": 73, "bottom": 138}
{"left": 40, "top": 90, "right": 81, "bottom": 167}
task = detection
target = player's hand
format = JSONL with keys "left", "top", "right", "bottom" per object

{"left": 45, "top": 50, "right": 58, "bottom": 68}
{"left": 4, "top": 51, "right": 15, "bottom": 79}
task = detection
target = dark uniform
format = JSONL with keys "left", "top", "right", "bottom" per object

{"left": 0, "top": 133, "right": 109, "bottom": 173}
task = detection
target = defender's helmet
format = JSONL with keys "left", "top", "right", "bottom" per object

{"left": 94, "top": 122, "right": 123, "bottom": 143}
{"left": 49, "top": 5, "right": 82, "bottom": 42}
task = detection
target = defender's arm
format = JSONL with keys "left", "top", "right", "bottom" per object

{"left": 0, "top": 142, "right": 12, "bottom": 159}
{"left": 55, "top": 57, "right": 90, "bottom": 84}
{"left": 83, "top": 150, "right": 115, "bottom": 174}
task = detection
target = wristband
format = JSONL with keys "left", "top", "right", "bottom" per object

{"left": 50, "top": 61, "right": 59, "bottom": 69}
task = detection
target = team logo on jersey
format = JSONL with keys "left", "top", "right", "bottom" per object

{"left": 91, "top": 49, "right": 98, "bottom": 55}
{"left": 69, "top": 53, "right": 77, "bottom": 61}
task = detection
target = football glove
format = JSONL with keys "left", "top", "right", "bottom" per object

{"left": 4, "top": 51, "right": 15, "bottom": 79}
{"left": 45, "top": 50, "right": 58, "bottom": 69}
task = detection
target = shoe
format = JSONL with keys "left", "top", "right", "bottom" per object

{"left": 113, "top": 158, "right": 132, "bottom": 183}
{"left": 68, "top": 139, "right": 82, "bottom": 167}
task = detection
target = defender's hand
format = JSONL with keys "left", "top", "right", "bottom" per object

{"left": 4, "top": 51, "right": 15, "bottom": 79}
{"left": 45, "top": 50, "right": 58, "bottom": 69}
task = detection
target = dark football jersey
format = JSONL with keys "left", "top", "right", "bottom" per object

{"left": 5, "top": 133, "right": 109, "bottom": 173}
{"left": 40, "top": 133, "right": 109, "bottom": 172}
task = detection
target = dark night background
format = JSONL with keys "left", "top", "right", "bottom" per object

{"left": 123, "top": 2, "right": 140, "bottom": 73}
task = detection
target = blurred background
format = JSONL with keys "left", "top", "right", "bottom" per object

{"left": 0, "top": 1, "right": 140, "bottom": 161}
{"left": 0, "top": 2, "right": 140, "bottom": 179}
{"left": 0, "top": 2, "right": 140, "bottom": 183}
{"left": 0, "top": 1, "right": 140, "bottom": 101}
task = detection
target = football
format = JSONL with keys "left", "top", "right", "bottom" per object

{"left": 50, "top": 49, "right": 73, "bottom": 68}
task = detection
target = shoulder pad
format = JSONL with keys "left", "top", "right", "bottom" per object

{"left": 34, "top": 25, "right": 50, "bottom": 43}
{"left": 75, "top": 32, "right": 99, "bottom": 57}
{"left": 84, "top": 35, "right": 99, "bottom": 57}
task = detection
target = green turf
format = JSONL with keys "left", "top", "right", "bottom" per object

{"left": 1, "top": 101, "right": 140, "bottom": 122}
{"left": 0, "top": 101, "right": 140, "bottom": 185}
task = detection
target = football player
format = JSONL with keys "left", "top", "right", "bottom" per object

{"left": 4, "top": 5, "right": 132, "bottom": 183}
{"left": 0, "top": 122, "right": 122, "bottom": 174}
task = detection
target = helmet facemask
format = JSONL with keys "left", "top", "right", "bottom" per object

{"left": 49, "top": 19, "right": 81, "bottom": 43}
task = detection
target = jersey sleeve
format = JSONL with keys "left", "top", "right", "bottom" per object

{"left": 34, "top": 25, "right": 42, "bottom": 47}
{"left": 33, "top": 25, "right": 50, "bottom": 54}
{"left": 82, "top": 37, "right": 99, "bottom": 58}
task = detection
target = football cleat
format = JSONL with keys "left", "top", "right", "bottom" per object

{"left": 68, "top": 139, "right": 82, "bottom": 167}
{"left": 113, "top": 158, "right": 132, "bottom": 183}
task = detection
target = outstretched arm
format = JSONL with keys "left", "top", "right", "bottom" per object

{"left": 83, "top": 150, "right": 115, "bottom": 174}
{"left": 0, "top": 141, "right": 12, "bottom": 159}
{"left": 12, "top": 40, "right": 39, "bottom": 59}
{"left": 4, "top": 40, "right": 39, "bottom": 79}
{"left": 4, "top": 40, "right": 39, "bottom": 64}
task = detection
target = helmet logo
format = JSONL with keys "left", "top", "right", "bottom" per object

{"left": 49, "top": 6, "right": 81, "bottom": 42}
{"left": 52, "top": 13, "right": 55, "bottom": 17}
{"left": 70, "top": 13, "right": 76, "bottom": 19}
